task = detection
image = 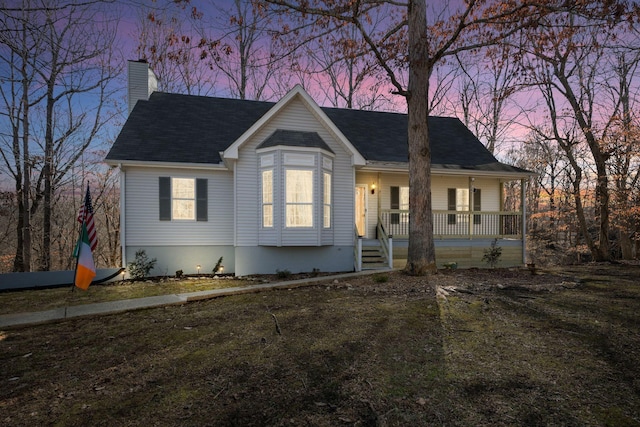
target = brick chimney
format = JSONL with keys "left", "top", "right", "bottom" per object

{"left": 127, "top": 59, "right": 158, "bottom": 114}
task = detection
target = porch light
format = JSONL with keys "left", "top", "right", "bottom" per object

{"left": 371, "top": 183, "right": 377, "bottom": 195}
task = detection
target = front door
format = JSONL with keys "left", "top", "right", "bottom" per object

{"left": 355, "top": 185, "right": 367, "bottom": 237}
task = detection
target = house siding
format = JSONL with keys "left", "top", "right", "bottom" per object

{"left": 236, "top": 97, "right": 355, "bottom": 248}
{"left": 124, "top": 166, "right": 234, "bottom": 246}
{"left": 126, "top": 245, "right": 235, "bottom": 276}
{"left": 234, "top": 246, "right": 353, "bottom": 276}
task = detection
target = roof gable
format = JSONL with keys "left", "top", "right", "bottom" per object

{"left": 222, "top": 85, "right": 365, "bottom": 166}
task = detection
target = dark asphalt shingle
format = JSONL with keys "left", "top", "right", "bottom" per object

{"left": 257, "top": 130, "right": 334, "bottom": 153}
{"left": 106, "top": 91, "right": 529, "bottom": 174}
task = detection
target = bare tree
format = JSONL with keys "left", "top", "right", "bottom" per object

{"left": 0, "top": 2, "right": 46, "bottom": 271}
{"left": 136, "top": 5, "right": 219, "bottom": 95}
{"left": 452, "top": 47, "right": 524, "bottom": 154}
{"left": 604, "top": 51, "right": 640, "bottom": 259}
{"left": 194, "top": 0, "right": 281, "bottom": 100}
{"left": 516, "top": 8, "right": 638, "bottom": 261}
{"left": 0, "top": 0, "right": 121, "bottom": 271}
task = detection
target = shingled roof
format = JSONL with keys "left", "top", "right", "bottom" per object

{"left": 106, "top": 91, "right": 529, "bottom": 175}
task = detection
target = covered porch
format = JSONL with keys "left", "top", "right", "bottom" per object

{"left": 353, "top": 169, "right": 531, "bottom": 271}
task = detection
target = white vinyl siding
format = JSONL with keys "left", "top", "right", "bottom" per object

{"left": 237, "top": 97, "right": 353, "bottom": 247}
{"left": 124, "top": 167, "right": 233, "bottom": 246}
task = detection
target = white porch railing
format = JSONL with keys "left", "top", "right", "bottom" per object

{"left": 376, "top": 221, "right": 393, "bottom": 269}
{"left": 379, "top": 210, "right": 523, "bottom": 239}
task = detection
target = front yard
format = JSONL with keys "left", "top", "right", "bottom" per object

{"left": 1, "top": 264, "right": 639, "bottom": 426}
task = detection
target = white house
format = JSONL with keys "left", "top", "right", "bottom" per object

{"left": 105, "top": 60, "right": 533, "bottom": 276}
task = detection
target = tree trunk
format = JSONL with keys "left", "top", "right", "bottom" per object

{"left": 13, "top": 186, "right": 25, "bottom": 272}
{"left": 20, "top": 34, "right": 31, "bottom": 272}
{"left": 405, "top": 0, "right": 437, "bottom": 275}
{"left": 42, "top": 77, "right": 55, "bottom": 271}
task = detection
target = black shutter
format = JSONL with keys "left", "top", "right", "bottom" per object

{"left": 447, "top": 188, "right": 456, "bottom": 225}
{"left": 390, "top": 186, "right": 399, "bottom": 224}
{"left": 473, "top": 188, "right": 481, "bottom": 225}
{"left": 159, "top": 177, "right": 171, "bottom": 221}
{"left": 196, "top": 178, "right": 208, "bottom": 221}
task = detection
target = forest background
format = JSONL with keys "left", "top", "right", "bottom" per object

{"left": 1, "top": 0, "right": 639, "bottom": 273}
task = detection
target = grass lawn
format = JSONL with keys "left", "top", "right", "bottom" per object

{"left": 1, "top": 264, "right": 639, "bottom": 426}
{"left": 0, "top": 276, "right": 251, "bottom": 316}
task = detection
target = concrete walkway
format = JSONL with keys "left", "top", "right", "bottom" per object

{"left": 0, "top": 270, "right": 387, "bottom": 328}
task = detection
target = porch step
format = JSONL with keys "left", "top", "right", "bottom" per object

{"left": 361, "top": 246, "right": 389, "bottom": 270}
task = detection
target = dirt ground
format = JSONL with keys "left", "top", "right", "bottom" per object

{"left": 1, "top": 264, "right": 639, "bottom": 426}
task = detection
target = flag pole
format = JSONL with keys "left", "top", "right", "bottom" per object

{"left": 71, "top": 180, "right": 86, "bottom": 292}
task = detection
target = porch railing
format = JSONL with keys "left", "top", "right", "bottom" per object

{"left": 354, "top": 225, "right": 362, "bottom": 272}
{"left": 379, "top": 210, "right": 522, "bottom": 239}
{"left": 376, "top": 221, "right": 393, "bottom": 269}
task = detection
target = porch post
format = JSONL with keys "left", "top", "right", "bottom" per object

{"left": 356, "top": 236, "right": 362, "bottom": 272}
{"left": 521, "top": 178, "right": 527, "bottom": 265}
{"left": 469, "top": 177, "right": 474, "bottom": 240}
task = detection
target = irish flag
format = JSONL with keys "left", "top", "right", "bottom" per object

{"left": 74, "top": 222, "right": 96, "bottom": 290}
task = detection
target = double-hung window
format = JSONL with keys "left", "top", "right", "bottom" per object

{"left": 172, "top": 178, "right": 195, "bottom": 220}
{"left": 262, "top": 170, "right": 273, "bottom": 227}
{"left": 390, "top": 186, "right": 409, "bottom": 225}
{"left": 447, "top": 188, "right": 480, "bottom": 225}
{"left": 159, "top": 177, "right": 207, "bottom": 221}
{"left": 323, "top": 172, "right": 331, "bottom": 228}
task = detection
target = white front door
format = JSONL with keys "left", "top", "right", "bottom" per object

{"left": 355, "top": 185, "right": 367, "bottom": 237}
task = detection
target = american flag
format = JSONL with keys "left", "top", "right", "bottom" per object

{"left": 77, "top": 186, "right": 98, "bottom": 251}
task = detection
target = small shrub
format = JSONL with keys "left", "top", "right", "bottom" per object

{"left": 276, "top": 269, "right": 291, "bottom": 279}
{"left": 175, "top": 269, "right": 183, "bottom": 278}
{"left": 127, "top": 249, "right": 157, "bottom": 280}
{"left": 373, "top": 274, "right": 389, "bottom": 283}
{"left": 213, "top": 256, "right": 224, "bottom": 274}
{"left": 482, "top": 239, "right": 502, "bottom": 268}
